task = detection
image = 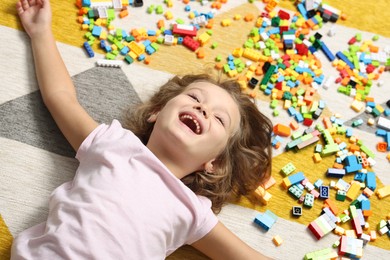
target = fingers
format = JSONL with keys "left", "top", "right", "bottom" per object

{"left": 28, "top": 0, "right": 37, "bottom": 6}
{"left": 16, "top": 1, "right": 26, "bottom": 15}
{"left": 21, "top": 0, "right": 30, "bottom": 10}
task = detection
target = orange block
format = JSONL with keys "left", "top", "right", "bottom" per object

{"left": 333, "top": 162, "right": 344, "bottom": 169}
{"left": 324, "top": 199, "right": 339, "bottom": 215}
{"left": 377, "top": 142, "right": 388, "bottom": 152}
{"left": 289, "top": 120, "right": 299, "bottom": 130}
{"left": 197, "top": 49, "right": 205, "bottom": 59}
{"left": 244, "top": 14, "right": 254, "bottom": 22}
{"left": 273, "top": 123, "right": 291, "bottom": 137}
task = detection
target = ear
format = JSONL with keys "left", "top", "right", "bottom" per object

{"left": 204, "top": 160, "right": 215, "bottom": 173}
{"left": 147, "top": 112, "right": 159, "bottom": 123}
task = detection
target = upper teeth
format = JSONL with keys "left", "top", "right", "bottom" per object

{"left": 180, "top": 114, "right": 201, "bottom": 134}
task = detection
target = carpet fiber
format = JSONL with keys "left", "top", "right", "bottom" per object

{"left": 1, "top": 1, "right": 390, "bottom": 259}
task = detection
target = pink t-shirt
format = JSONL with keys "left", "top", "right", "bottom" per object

{"left": 11, "top": 120, "right": 218, "bottom": 259}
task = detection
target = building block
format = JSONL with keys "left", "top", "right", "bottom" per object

{"left": 336, "top": 190, "right": 347, "bottom": 201}
{"left": 172, "top": 24, "right": 197, "bottom": 37}
{"left": 254, "top": 210, "right": 278, "bottom": 231}
{"left": 339, "top": 236, "right": 363, "bottom": 259}
{"left": 326, "top": 168, "right": 345, "bottom": 178}
{"left": 83, "top": 42, "right": 95, "bottom": 58}
{"left": 272, "top": 235, "right": 283, "bottom": 246}
{"left": 304, "top": 193, "right": 315, "bottom": 208}
{"left": 324, "top": 199, "right": 339, "bottom": 215}
{"left": 304, "top": 247, "right": 338, "bottom": 260}
{"left": 273, "top": 123, "right": 291, "bottom": 137}
{"left": 292, "top": 206, "right": 302, "bottom": 217}
{"left": 254, "top": 186, "right": 272, "bottom": 205}
{"left": 308, "top": 213, "right": 336, "bottom": 240}
{"left": 319, "top": 186, "right": 330, "bottom": 199}
{"left": 289, "top": 185, "right": 304, "bottom": 199}
{"left": 281, "top": 162, "right": 296, "bottom": 176}
{"left": 366, "top": 172, "right": 376, "bottom": 191}
{"left": 376, "top": 185, "right": 390, "bottom": 199}
{"left": 346, "top": 182, "right": 361, "bottom": 201}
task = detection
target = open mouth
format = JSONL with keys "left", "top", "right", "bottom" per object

{"left": 179, "top": 113, "right": 202, "bottom": 134}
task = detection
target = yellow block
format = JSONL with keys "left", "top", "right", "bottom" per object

{"left": 0, "top": 215, "right": 13, "bottom": 260}
{"left": 346, "top": 182, "right": 361, "bottom": 200}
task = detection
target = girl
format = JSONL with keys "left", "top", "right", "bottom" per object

{"left": 13, "top": 0, "right": 273, "bottom": 259}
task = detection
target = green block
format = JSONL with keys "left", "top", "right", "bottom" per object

{"left": 125, "top": 55, "right": 134, "bottom": 64}
{"left": 151, "top": 42, "right": 159, "bottom": 51}
{"left": 176, "top": 19, "right": 185, "bottom": 24}
{"left": 108, "top": 9, "right": 115, "bottom": 20}
{"left": 125, "top": 35, "right": 135, "bottom": 42}
{"left": 355, "top": 33, "right": 362, "bottom": 41}
{"left": 270, "top": 100, "right": 279, "bottom": 109}
{"left": 273, "top": 109, "right": 279, "bottom": 116}
{"left": 106, "top": 52, "right": 116, "bottom": 60}
{"left": 155, "top": 5, "right": 164, "bottom": 14}
{"left": 336, "top": 190, "right": 346, "bottom": 201}
{"left": 281, "top": 162, "right": 296, "bottom": 176}
{"left": 360, "top": 144, "right": 375, "bottom": 158}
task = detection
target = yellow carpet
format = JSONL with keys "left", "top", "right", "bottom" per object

{"left": 1, "top": 0, "right": 389, "bottom": 259}
{"left": 0, "top": 215, "right": 12, "bottom": 260}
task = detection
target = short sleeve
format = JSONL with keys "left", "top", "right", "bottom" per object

{"left": 75, "top": 120, "right": 130, "bottom": 161}
{"left": 186, "top": 196, "right": 219, "bottom": 245}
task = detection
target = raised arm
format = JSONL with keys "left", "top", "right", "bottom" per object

{"left": 191, "top": 221, "right": 273, "bottom": 260}
{"left": 16, "top": 0, "right": 98, "bottom": 151}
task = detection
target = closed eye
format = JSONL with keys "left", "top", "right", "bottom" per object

{"left": 215, "top": 116, "right": 225, "bottom": 126}
{"left": 188, "top": 94, "right": 200, "bottom": 103}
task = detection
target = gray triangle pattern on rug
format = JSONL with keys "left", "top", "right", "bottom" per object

{"left": 0, "top": 67, "right": 142, "bottom": 158}
{"left": 343, "top": 101, "right": 389, "bottom": 135}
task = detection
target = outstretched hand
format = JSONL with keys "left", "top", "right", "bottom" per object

{"left": 16, "top": 0, "right": 52, "bottom": 39}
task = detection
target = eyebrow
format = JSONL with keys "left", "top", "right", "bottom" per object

{"left": 189, "top": 87, "right": 233, "bottom": 128}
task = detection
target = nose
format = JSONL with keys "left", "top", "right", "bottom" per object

{"left": 195, "top": 105, "right": 208, "bottom": 118}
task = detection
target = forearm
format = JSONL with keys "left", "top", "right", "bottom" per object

{"left": 30, "top": 31, "right": 77, "bottom": 106}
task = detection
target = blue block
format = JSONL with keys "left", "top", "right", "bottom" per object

{"left": 91, "top": 26, "right": 102, "bottom": 37}
{"left": 346, "top": 128, "right": 353, "bottom": 137}
{"left": 254, "top": 211, "right": 277, "bottom": 231}
{"left": 143, "top": 39, "right": 152, "bottom": 47}
{"left": 384, "top": 108, "right": 390, "bottom": 116}
{"left": 354, "top": 172, "right": 366, "bottom": 182}
{"left": 82, "top": 0, "right": 91, "bottom": 7}
{"left": 314, "top": 179, "right": 323, "bottom": 189}
{"left": 320, "top": 41, "right": 335, "bottom": 61}
{"left": 295, "top": 112, "right": 304, "bottom": 123}
{"left": 297, "top": 3, "right": 308, "bottom": 19}
{"left": 288, "top": 107, "right": 297, "bottom": 116}
{"left": 145, "top": 45, "right": 156, "bottom": 55}
{"left": 361, "top": 200, "right": 371, "bottom": 210}
{"left": 147, "top": 30, "right": 156, "bottom": 36}
{"left": 319, "top": 186, "right": 330, "bottom": 199}
{"left": 288, "top": 171, "right": 305, "bottom": 185}
{"left": 366, "top": 172, "right": 376, "bottom": 191}
{"left": 336, "top": 51, "right": 355, "bottom": 69}
{"left": 83, "top": 42, "right": 94, "bottom": 57}
{"left": 177, "top": 37, "right": 183, "bottom": 44}
{"left": 120, "top": 46, "right": 130, "bottom": 55}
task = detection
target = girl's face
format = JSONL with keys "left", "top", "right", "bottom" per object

{"left": 147, "top": 81, "right": 241, "bottom": 177}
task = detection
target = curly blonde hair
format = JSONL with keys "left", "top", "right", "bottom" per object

{"left": 123, "top": 74, "right": 273, "bottom": 213}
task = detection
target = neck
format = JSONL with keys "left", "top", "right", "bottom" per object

{"left": 146, "top": 142, "right": 191, "bottom": 179}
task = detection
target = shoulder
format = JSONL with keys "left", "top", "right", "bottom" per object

{"left": 76, "top": 119, "right": 141, "bottom": 159}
